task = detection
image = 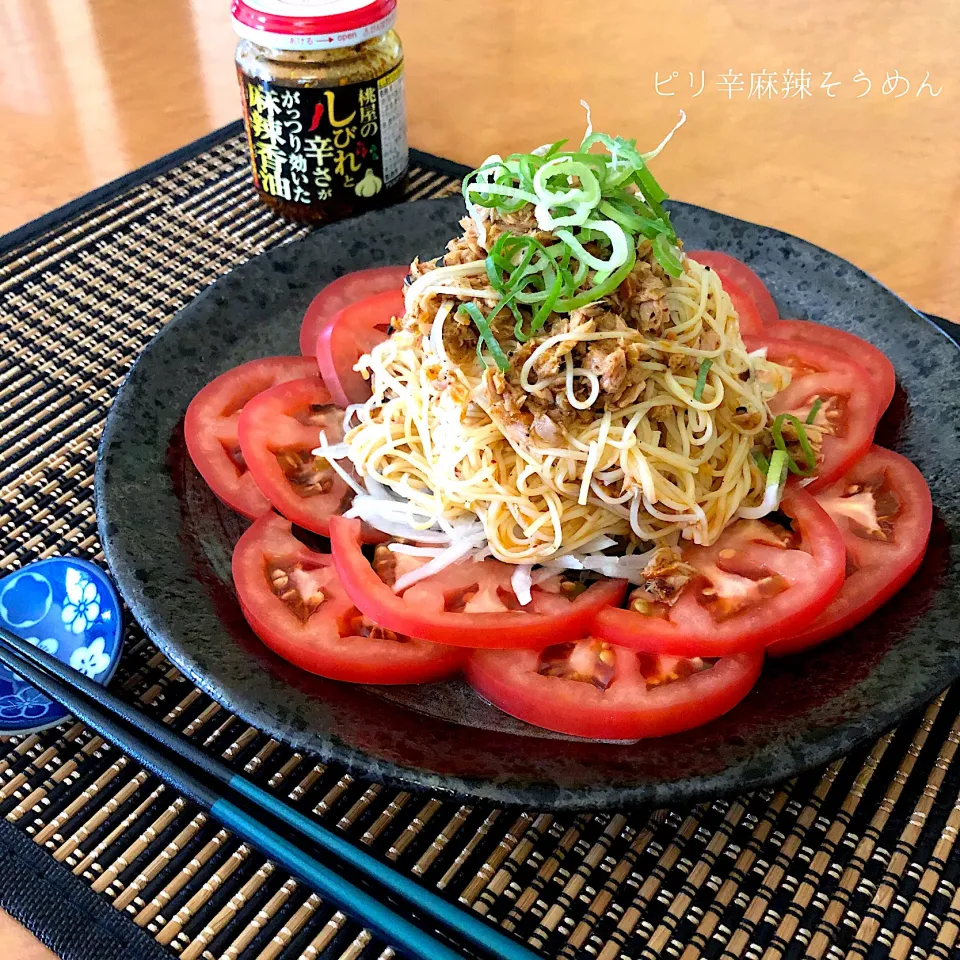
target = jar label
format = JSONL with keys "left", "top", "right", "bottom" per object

{"left": 240, "top": 61, "right": 408, "bottom": 209}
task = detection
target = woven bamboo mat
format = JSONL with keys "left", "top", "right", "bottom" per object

{"left": 1, "top": 129, "right": 959, "bottom": 960}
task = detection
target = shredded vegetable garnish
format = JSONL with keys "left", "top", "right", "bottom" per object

{"left": 693, "top": 358, "right": 714, "bottom": 401}
{"left": 806, "top": 397, "right": 823, "bottom": 425}
{"left": 463, "top": 118, "right": 685, "bottom": 340}
{"left": 344, "top": 113, "right": 801, "bottom": 558}
{"left": 772, "top": 412, "right": 817, "bottom": 476}
{"left": 458, "top": 303, "right": 510, "bottom": 372}
{"left": 739, "top": 450, "right": 789, "bottom": 519}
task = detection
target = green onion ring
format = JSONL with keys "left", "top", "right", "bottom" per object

{"left": 652, "top": 234, "right": 683, "bottom": 277}
{"left": 459, "top": 303, "right": 510, "bottom": 372}
{"left": 693, "top": 358, "right": 714, "bottom": 401}
{"left": 554, "top": 244, "right": 637, "bottom": 311}
{"left": 772, "top": 413, "right": 817, "bottom": 476}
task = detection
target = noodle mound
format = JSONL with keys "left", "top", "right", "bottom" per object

{"left": 343, "top": 216, "right": 790, "bottom": 563}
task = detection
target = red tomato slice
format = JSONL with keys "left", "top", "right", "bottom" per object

{"left": 593, "top": 489, "right": 846, "bottom": 656}
{"left": 769, "top": 447, "right": 932, "bottom": 656}
{"left": 718, "top": 275, "right": 764, "bottom": 336}
{"left": 328, "top": 516, "right": 628, "bottom": 648}
{"left": 316, "top": 290, "right": 404, "bottom": 408}
{"left": 755, "top": 336, "right": 880, "bottom": 491}
{"left": 185, "top": 356, "right": 318, "bottom": 518}
{"left": 766, "top": 319, "right": 896, "bottom": 417}
{"left": 232, "top": 512, "right": 464, "bottom": 683}
{"left": 237, "top": 376, "right": 359, "bottom": 538}
{"left": 466, "top": 641, "right": 763, "bottom": 739}
{"left": 686, "top": 250, "right": 779, "bottom": 326}
{"left": 299, "top": 265, "right": 408, "bottom": 356}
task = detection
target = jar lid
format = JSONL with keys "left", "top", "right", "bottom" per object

{"left": 231, "top": 0, "right": 397, "bottom": 50}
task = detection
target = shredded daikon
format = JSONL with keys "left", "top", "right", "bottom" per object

{"left": 387, "top": 543, "right": 447, "bottom": 557}
{"left": 429, "top": 301, "right": 452, "bottom": 364}
{"left": 510, "top": 564, "right": 534, "bottom": 606}
{"left": 314, "top": 432, "right": 366, "bottom": 496}
{"left": 580, "top": 98, "right": 593, "bottom": 140}
{"left": 641, "top": 110, "right": 687, "bottom": 162}
{"left": 392, "top": 535, "right": 487, "bottom": 593}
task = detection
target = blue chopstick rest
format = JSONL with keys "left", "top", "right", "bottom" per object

{"left": 0, "top": 557, "right": 123, "bottom": 734}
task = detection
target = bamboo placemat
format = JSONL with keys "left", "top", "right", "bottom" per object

{"left": 1, "top": 125, "right": 959, "bottom": 960}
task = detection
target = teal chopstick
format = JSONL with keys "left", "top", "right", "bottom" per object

{"left": 0, "top": 633, "right": 462, "bottom": 960}
{"left": 0, "top": 624, "right": 540, "bottom": 960}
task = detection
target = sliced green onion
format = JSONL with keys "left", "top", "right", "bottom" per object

{"left": 529, "top": 267, "right": 564, "bottom": 335}
{"left": 806, "top": 397, "right": 823, "bottom": 425}
{"left": 559, "top": 151, "right": 613, "bottom": 171}
{"left": 568, "top": 256, "right": 590, "bottom": 292}
{"left": 465, "top": 180, "right": 539, "bottom": 209}
{"left": 771, "top": 413, "right": 817, "bottom": 476}
{"left": 542, "top": 138, "right": 569, "bottom": 159}
{"left": 555, "top": 244, "right": 637, "bottom": 312}
{"left": 693, "top": 358, "right": 713, "bottom": 401}
{"left": 771, "top": 449, "right": 789, "bottom": 486}
{"left": 752, "top": 450, "right": 770, "bottom": 475}
{"left": 768, "top": 449, "right": 789, "bottom": 499}
{"left": 459, "top": 303, "right": 509, "bottom": 372}
{"left": 485, "top": 291, "right": 524, "bottom": 342}
{"left": 514, "top": 155, "right": 538, "bottom": 189}
{"left": 652, "top": 234, "right": 683, "bottom": 278}
{"left": 740, "top": 449, "right": 788, "bottom": 519}
{"left": 486, "top": 236, "right": 544, "bottom": 294}
{"left": 533, "top": 158, "right": 602, "bottom": 227}
{"left": 633, "top": 162, "right": 668, "bottom": 205}
{"left": 461, "top": 126, "right": 686, "bottom": 338}
{"left": 598, "top": 199, "right": 671, "bottom": 240}
{"left": 515, "top": 279, "right": 554, "bottom": 306}
{"left": 485, "top": 247, "right": 506, "bottom": 292}
{"left": 580, "top": 132, "right": 645, "bottom": 178}
{"left": 507, "top": 240, "right": 548, "bottom": 289}
{"left": 556, "top": 219, "right": 629, "bottom": 273}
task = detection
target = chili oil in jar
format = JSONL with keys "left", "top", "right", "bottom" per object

{"left": 232, "top": 0, "right": 408, "bottom": 223}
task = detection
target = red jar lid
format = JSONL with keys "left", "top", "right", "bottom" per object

{"left": 231, "top": 0, "right": 397, "bottom": 50}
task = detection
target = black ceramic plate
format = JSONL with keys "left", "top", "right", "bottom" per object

{"left": 96, "top": 196, "right": 960, "bottom": 811}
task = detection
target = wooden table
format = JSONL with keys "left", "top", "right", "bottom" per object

{"left": 2, "top": 0, "right": 958, "bottom": 321}
{"left": 0, "top": 0, "right": 956, "bottom": 955}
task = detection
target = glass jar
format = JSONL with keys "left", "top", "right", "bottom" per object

{"left": 232, "top": 0, "right": 408, "bottom": 224}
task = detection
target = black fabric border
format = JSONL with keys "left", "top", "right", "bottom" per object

{"left": 0, "top": 815, "right": 171, "bottom": 960}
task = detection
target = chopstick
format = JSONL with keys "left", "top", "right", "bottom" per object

{"left": 0, "top": 624, "right": 540, "bottom": 960}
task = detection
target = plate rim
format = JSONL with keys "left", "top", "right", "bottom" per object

{"left": 95, "top": 194, "right": 960, "bottom": 811}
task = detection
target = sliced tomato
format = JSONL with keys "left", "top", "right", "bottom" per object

{"left": 316, "top": 289, "right": 404, "bottom": 408}
{"left": 466, "top": 641, "right": 762, "bottom": 739}
{"left": 233, "top": 513, "right": 464, "bottom": 683}
{"left": 753, "top": 335, "right": 880, "bottom": 491}
{"left": 686, "top": 250, "right": 779, "bottom": 326}
{"left": 300, "top": 265, "right": 407, "bottom": 356}
{"left": 593, "top": 489, "right": 845, "bottom": 656}
{"left": 766, "top": 319, "right": 896, "bottom": 417}
{"left": 236, "top": 376, "right": 355, "bottom": 537}
{"left": 328, "top": 516, "right": 627, "bottom": 648}
{"left": 185, "top": 356, "right": 318, "bottom": 518}
{"left": 769, "top": 447, "right": 932, "bottom": 656}
{"left": 718, "top": 275, "right": 764, "bottom": 336}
